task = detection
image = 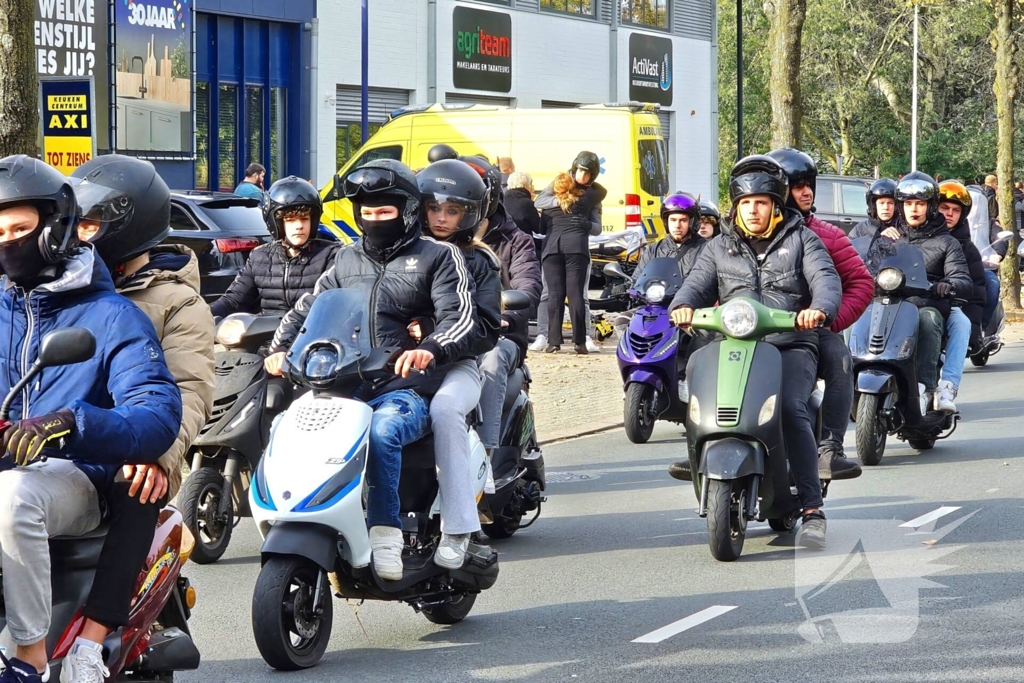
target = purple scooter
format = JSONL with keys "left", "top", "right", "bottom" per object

{"left": 611, "top": 257, "right": 689, "bottom": 444}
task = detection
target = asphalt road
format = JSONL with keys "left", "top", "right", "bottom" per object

{"left": 180, "top": 344, "right": 1024, "bottom": 682}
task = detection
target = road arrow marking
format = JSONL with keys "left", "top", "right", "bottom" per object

{"left": 900, "top": 506, "right": 961, "bottom": 529}
{"left": 632, "top": 605, "right": 737, "bottom": 644}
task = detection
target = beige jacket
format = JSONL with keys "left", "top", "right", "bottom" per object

{"left": 117, "top": 245, "right": 215, "bottom": 498}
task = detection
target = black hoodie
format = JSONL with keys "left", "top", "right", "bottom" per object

{"left": 949, "top": 218, "right": 987, "bottom": 325}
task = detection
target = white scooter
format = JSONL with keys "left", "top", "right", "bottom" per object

{"left": 250, "top": 288, "right": 527, "bottom": 671}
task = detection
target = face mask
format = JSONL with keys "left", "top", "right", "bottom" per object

{"left": 0, "top": 229, "right": 49, "bottom": 287}
{"left": 358, "top": 215, "right": 407, "bottom": 252}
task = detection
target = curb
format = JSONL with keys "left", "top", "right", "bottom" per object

{"left": 539, "top": 421, "right": 624, "bottom": 446}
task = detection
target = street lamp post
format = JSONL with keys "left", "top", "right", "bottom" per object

{"left": 910, "top": 1, "right": 919, "bottom": 171}
{"left": 737, "top": 0, "right": 744, "bottom": 160}
{"left": 361, "top": 0, "right": 369, "bottom": 145}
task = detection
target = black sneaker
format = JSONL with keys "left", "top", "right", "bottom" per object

{"left": 667, "top": 460, "right": 692, "bottom": 481}
{"left": 818, "top": 439, "right": 863, "bottom": 481}
{"left": 544, "top": 345, "right": 560, "bottom": 354}
{"left": 797, "top": 510, "right": 827, "bottom": 549}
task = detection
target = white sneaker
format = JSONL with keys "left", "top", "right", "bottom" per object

{"left": 434, "top": 533, "right": 470, "bottom": 569}
{"left": 585, "top": 336, "right": 600, "bottom": 353}
{"left": 678, "top": 380, "right": 689, "bottom": 403}
{"left": 934, "top": 380, "right": 957, "bottom": 413}
{"left": 60, "top": 638, "right": 108, "bottom": 683}
{"left": 483, "top": 459, "right": 496, "bottom": 494}
{"left": 528, "top": 334, "right": 548, "bottom": 352}
{"left": 368, "top": 526, "right": 404, "bottom": 580}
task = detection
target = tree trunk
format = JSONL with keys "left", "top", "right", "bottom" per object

{"left": 763, "top": 0, "right": 807, "bottom": 148}
{"left": 991, "top": 0, "right": 1019, "bottom": 311}
{"left": 0, "top": 0, "right": 38, "bottom": 158}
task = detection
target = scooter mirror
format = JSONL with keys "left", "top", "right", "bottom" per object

{"left": 501, "top": 290, "right": 532, "bottom": 311}
{"left": 38, "top": 328, "right": 96, "bottom": 368}
{"left": 603, "top": 262, "right": 627, "bottom": 280}
{"left": 996, "top": 230, "right": 1013, "bottom": 240}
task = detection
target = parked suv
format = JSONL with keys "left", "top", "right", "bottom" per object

{"left": 813, "top": 174, "right": 875, "bottom": 234}
{"left": 164, "top": 191, "right": 272, "bottom": 302}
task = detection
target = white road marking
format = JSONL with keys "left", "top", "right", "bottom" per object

{"left": 632, "top": 605, "right": 738, "bottom": 644}
{"left": 900, "top": 506, "right": 961, "bottom": 529}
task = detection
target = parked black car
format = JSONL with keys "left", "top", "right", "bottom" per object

{"left": 814, "top": 174, "right": 875, "bottom": 234}
{"left": 164, "top": 191, "right": 272, "bottom": 302}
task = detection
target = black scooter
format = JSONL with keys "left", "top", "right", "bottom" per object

{"left": 179, "top": 314, "right": 283, "bottom": 563}
{"left": 849, "top": 239, "right": 959, "bottom": 466}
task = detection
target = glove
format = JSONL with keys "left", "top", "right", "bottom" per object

{"left": 934, "top": 282, "right": 953, "bottom": 299}
{"left": 3, "top": 409, "right": 75, "bottom": 467}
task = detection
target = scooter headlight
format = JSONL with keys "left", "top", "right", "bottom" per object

{"left": 720, "top": 300, "right": 758, "bottom": 338}
{"left": 645, "top": 283, "right": 667, "bottom": 303}
{"left": 215, "top": 318, "right": 247, "bottom": 347}
{"left": 688, "top": 394, "right": 700, "bottom": 423}
{"left": 304, "top": 346, "right": 341, "bottom": 381}
{"left": 757, "top": 395, "right": 777, "bottom": 425}
{"left": 877, "top": 267, "right": 905, "bottom": 292}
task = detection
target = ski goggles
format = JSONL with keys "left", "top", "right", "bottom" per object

{"left": 341, "top": 168, "right": 400, "bottom": 199}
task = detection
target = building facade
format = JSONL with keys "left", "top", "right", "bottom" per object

{"left": 317, "top": 0, "right": 718, "bottom": 200}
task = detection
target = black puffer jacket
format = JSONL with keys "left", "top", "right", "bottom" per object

{"left": 670, "top": 209, "right": 843, "bottom": 349}
{"left": 482, "top": 205, "right": 543, "bottom": 354}
{"left": 271, "top": 225, "right": 476, "bottom": 398}
{"left": 950, "top": 220, "right": 986, "bottom": 325}
{"left": 871, "top": 214, "right": 974, "bottom": 319}
{"left": 210, "top": 238, "right": 339, "bottom": 317}
{"left": 503, "top": 188, "right": 542, "bottom": 240}
{"left": 635, "top": 233, "right": 707, "bottom": 279}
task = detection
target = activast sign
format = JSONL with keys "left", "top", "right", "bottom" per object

{"left": 452, "top": 6, "right": 512, "bottom": 93}
{"left": 628, "top": 33, "right": 673, "bottom": 106}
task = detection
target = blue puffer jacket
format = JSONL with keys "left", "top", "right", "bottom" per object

{"left": 0, "top": 247, "right": 182, "bottom": 497}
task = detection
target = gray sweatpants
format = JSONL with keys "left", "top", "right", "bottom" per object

{"left": 0, "top": 459, "right": 101, "bottom": 645}
{"left": 536, "top": 256, "right": 593, "bottom": 337}
{"left": 429, "top": 359, "right": 483, "bottom": 535}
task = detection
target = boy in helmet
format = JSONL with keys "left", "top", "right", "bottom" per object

{"left": 63, "top": 154, "right": 215, "bottom": 683}
{"left": 669, "top": 155, "right": 842, "bottom": 549}
{"left": 850, "top": 179, "right": 899, "bottom": 240}
{"left": 211, "top": 176, "right": 339, "bottom": 319}
{"left": 0, "top": 156, "right": 181, "bottom": 683}
{"left": 265, "top": 159, "right": 476, "bottom": 581}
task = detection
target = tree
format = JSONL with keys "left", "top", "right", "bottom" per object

{"left": 0, "top": 0, "right": 38, "bottom": 157}
{"left": 762, "top": 0, "right": 808, "bottom": 148}
{"left": 991, "top": 0, "right": 1020, "bottom": 310}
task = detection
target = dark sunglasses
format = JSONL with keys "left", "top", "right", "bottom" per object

{"left": 341, "top": 168, "right": 398, "bottom": 199}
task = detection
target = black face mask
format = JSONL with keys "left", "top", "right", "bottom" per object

{"left": 0, "top": 229, "right": 50, "bottom": 288}
{"left": 358, "top": 215, "right": 407, "bottom": 253}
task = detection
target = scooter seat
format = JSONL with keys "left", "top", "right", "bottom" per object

{"left": 49, "top": 522, "right": 110, "bottom": 571}
{"left": 503, "top": 368, "right": 525, "bottom": 415}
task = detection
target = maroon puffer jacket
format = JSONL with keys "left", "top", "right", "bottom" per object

{"left": 805, "top": 214, "right": 875, "bottom": 332}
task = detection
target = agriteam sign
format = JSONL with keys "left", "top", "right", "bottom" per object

{"left": 628, "top": 33, "right": 673, "bottom": 106}
{"left": 40, "top": 77, "right": 96, "bottom": 175}
{"left": 452, "top": 6, "right": 512, "bottom": 93}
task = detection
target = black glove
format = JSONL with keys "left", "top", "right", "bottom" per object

{"left": 934, "top": 282, "right": 953, "bottom": 299}
{"left": 3, "top": 409, "right": 75, "bottom": 467}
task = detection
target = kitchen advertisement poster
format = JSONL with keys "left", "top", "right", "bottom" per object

{"left": 40, "top": 77, "right": 97, "bottom": 175}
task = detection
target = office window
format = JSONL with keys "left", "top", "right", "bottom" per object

{"left": 218, "top": 84, "right": 238, "bottom": 191}
{"left": 270, "top": 87, "right": 286, "bottom": 182}
{"left": 246, "top": 86, "right": 264, "bottom": 168}
{"left": 195, "top": 82, "right": 209, "bottom": 190}
{"left": 621, "top": 0, "right": 669, "bottom": 29}
{"left": 541, "top": 0, "right": 594, "bottom": 16}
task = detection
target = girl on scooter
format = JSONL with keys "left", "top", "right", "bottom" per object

{"left": 412, "top": 160, "right": 502, "bottom": 569}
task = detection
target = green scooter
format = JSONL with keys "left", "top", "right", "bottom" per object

{"left": 677, "top": 297, "right": 823, "bottom": 562}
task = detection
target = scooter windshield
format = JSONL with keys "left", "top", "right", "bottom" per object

{"left": 634, "top": 257, "right": 684, "bottom": 299}
{"left": 288, "top": 289, "right": 372, "bottom": 382}
{"left": 864, "top": 240, "right": 930, "bottom": 293}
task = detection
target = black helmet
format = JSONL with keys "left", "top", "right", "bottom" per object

{"left": 698, "top": 198, "right": 721, "bottom": 223}
{"left": 427, "top": 144, "right": 459, "bottom": 164}
{"left": 341, "top": 158, "right": 421, "bottom": 230}
{"left": 70, "top": 154, "right": 170, "bottom": 268}
{"left": 264, "top": 176, "right": 323, "bottom": 241}
{"left": 767, "top": 148, "right": 817, "bottom": 209}
{"left": 865, "top": 178, "right": 898, "bottom": 219}
{"left": 571, "top": 151, "right": 600, "bottom": 185}
{"left": 0, "top": 155, "right": 79, "bottom": 264}
{"left": 458, "top": 155, "right": 502, "bottom": 218}
{"left": 728, "top": 155, "right": 789, "bottom": 207}
{"left": 895, "top": 171, "right": 940, "bottom": 223}
{"left": 660, "top": 192, "right": 701, "bottom": 227}
{"left": 418, "top": 160, "right": 488, "bottom": 242}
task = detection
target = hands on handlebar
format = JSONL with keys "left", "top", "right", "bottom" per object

{"left": 933, "top": 281, "right": 954, "bottom": 299}
{"left": 670, "top": 306, "right": 825, "bottom": 330}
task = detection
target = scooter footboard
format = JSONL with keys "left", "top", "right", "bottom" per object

{"left": 260, "top": 522, "right": 338, "bottom": 571}
{"left": 700, "top": 438, "right": 765, "bottom": 481}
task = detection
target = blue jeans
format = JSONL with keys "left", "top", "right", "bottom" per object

{"left": 941, "top": 308, "right": 971, "bottom": 388}
{"left": 983, "top": 270, "right": 1000, "bottom": 328}
{"left": 366, "top": 389, "right": 430, "bottom": 529}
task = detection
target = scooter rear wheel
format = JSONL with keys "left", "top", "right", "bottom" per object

{"left": 908, "top": 438, "right": 935, "bottom": 450}
{"left": 970, "top": 351, "right": 990, "bottom": 367}
{"left": 624, "top": 383, "right": 657, "bottom": 444}
{"left": 706, "top": 479, "right": 746, "bottom": 562}
{"left": 422, "top": 591, "right": 478, "bottom": 625}
{"left": 180, "top": 467, "right": 233, "bottom": 564}
{"left": 855, "top": 394, "right": 887, "bottom": 466}
{"left": 252, "top": 556, "right": 332, "bottom": 671}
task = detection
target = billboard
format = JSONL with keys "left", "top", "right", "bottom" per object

{"left": 35, "top": 0, "right": 110, "bottom": 150}
{"left": 628, "top": 33, "right": 673, "bottom": 106}
{"left": 40, "top": 78, "right": 97, "bottom": 175}
{"left": 453, "top": 6, "right": 512, "bottom": 93}
{"left": 114, "top": 0, "right": 193, "bottom": 154}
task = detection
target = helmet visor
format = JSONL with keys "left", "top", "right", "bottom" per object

{"left": 938, "top": 183, "right": 971, "bottom": 208}
{"left": 71, "top": 178, "right": 135, "bottom": 242}
{"left": 662, "top": 194, "right": 698, "bottom": 214}
{"left": 422, "top": 193, "right": 482, "bottom": 232}
{"left": 342, "top": 167, "right": 399, "bottom": 199}
{"left": 896, "top": 177, "right": 937, "bottom": 202}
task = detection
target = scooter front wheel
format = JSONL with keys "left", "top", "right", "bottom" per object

{"left": 624, "top": 383, "right": 657, "bottom": 444}
{"left": 706, "top": 479, "right": 746, "bottom": 562}
{"left": 970, "top": 351, "right": 990, "bottom": 367}
{"left": 855, "top": 394, "right": 887, "bottom": 466}
{"left": 252, "top": 556, "right": 333, "bottom": 671}
{"left": 180, "top": 467, "right": 233, "bottom": 564}
{"left": 422, "top": 591, "right": 478, "bottom": 625}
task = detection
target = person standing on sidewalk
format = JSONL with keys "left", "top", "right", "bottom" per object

{"left": 234, "top": 163, "right": 267, "bottom": 207}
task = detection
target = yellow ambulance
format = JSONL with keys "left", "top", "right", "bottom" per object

{"left": 320, "top": 102, "right": 670, "bottom": 243}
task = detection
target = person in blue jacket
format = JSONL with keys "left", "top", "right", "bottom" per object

{"left": 0, "top": 156, "right": 182, "bottom": 683}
